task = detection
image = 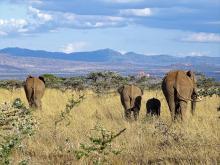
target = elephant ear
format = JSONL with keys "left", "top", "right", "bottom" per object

{"left": 39, "top": 76, "right": 45, "bottom": 84}
{"left": 117, "top": 85, "right": 124, "bottom": 94}
{"left": 175, "top": 71, "right": 192, "bottom": 101}
{"left": 186, "top": 70, "right": 193, "bottom": 78}
{"left": 27, "top": 75, "right": 33, "bottom": 79}
{"left": 187, "top": 70, "right": 196, "bottom": 83}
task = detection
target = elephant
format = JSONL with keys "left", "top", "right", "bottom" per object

{"left": 24, "top": 75, "right": 45, "bottom": 109}
{"left": 162, "top": 70, "right": 199, "bottom": 121}
{"left": 146, "top": 98, "right": 161, "bottom": 117}
{"left": 118, "top": 84, "right": 143, "bottom": 120}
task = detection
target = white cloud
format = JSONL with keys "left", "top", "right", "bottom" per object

{"left": 0, "top": 19, "right": 27, "bottom": 27}
{"left": 29, "top": 7, "right": 128, "bottom": 29}
{"left": 28, "top": 6, "right": 127, "bottom": 29}
{"left": 0, "top": 31, "right": 8, "bottom": 36}
{"left": 188, "top": 51, "right": 207, "bottom": 56}
{"left": 181, "top": 33, "right": 220, "bottom": 43}
{"left": 118, "top": 50, "right": 127, "bottom": 54}
{"left": 30, "top": 0, "right": 43, "bottom": 4}
{"left": 0, "top": 18, "right": 28, "bottom": 35}
{"left": 0, "top": 6, "right": 129, "bottom": 36}
{"left": 54, "top": 12, "right": 128, "bottom": 29}
{"left": 61, "top": 42, "right": 88, "bottom": 53}
{"left": 103, "top": 0, "right": 143, "bottom": 3}
{"left": 119, "top": 8, "right": 152, "bottom": 17}
{"left": 28, "top": 6, "right": 53, "bottom": 22}
{"left": 177, "top": 51, "right": 209, "bottom": 56}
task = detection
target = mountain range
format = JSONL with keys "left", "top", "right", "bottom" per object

{"left": 0, "top": 47, "right": 219, "bottom": 80}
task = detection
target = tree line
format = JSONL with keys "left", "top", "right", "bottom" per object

{"left": 0, "top": 71, "right": 219, "bottom": 97}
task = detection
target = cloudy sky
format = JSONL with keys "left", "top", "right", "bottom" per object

{"left": 0, "top": 0, "right": 220, "bottom": 56}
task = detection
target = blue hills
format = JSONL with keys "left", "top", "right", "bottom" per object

{"left": 0, "top": 47, "right": 123, "bottom": 62}
{"left": 0, "top": 47, "right": 219, "bottom": 80}
{"left": 1, "top": 47, "right": 219, "bottom": 66}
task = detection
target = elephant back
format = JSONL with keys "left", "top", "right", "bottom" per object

{"left": 118, "top": 84, "right": 142, "bottom": 98}
{"left": 174, "top": 71, "right": 194, "bottom": 101}
{"left": 24, "top": 76, "right": 45, "bottom": 97}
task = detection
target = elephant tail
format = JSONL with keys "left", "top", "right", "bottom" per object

{"left": 32, "top": 78, "right": 36, "bottom": 100}
{"left": 131, "top": 84, "right": 134, "bottom": 96}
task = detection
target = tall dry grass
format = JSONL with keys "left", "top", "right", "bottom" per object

{"left": 0, "top": 88, "right": 219, "bottom": 165}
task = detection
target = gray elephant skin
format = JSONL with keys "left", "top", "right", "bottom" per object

{"left": 24, "top": 75, "right": 45, "bottom": 109}
{"left": 146, "top": 98, "right": 161, "bottom": 117}
{"left": 162, "top": 70, "right": 198, "bottom": 121}
{"left": 118, "top": 84, "right": 143, "bottom": 120}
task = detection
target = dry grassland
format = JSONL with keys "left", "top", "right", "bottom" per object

{"left": 0, "top": 88, "right": 219, "bottom": 165}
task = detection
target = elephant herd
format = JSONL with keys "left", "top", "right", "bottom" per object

{"left": 24, "top": 70, "right": 200, "bottom": 122}
{"left": 118, "top": 70, "right": 200, "bottom": 121}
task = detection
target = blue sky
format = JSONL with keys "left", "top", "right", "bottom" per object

{"left": 0, "top": 0, "right": 220, "bottom": 56}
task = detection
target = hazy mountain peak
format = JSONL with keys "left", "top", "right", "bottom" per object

{"left": 0, "top": 47, "right": 219, "bottom": 80}
{"left": 0, "top": 47, "right": 219, "bottom": 64}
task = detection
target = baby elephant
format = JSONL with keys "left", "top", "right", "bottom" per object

{"left": 24, "top": 75, "right": 45, "bottom": 109}
{"left": 146, "top": 98, "right": 161, "bottom": 116}
{"left": 118, "top": 84, "right": 143, "bottom": 121}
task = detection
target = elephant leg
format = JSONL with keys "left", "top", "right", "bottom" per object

{"left": 175, "top": 102, "right": 182, "bottom": 121}
{"left": 30, "top": 96, "right": 36, "bottom": 108}
{"left": 167, "top": 96, "right": 175, "bottom": 121}
{"left": 26, "top": 91, "right": 33, "bottom": 107}
{"left": 123, "top": 100, "right": 131, "bottom": 120}
{"left": 125, "top": 109, "right": 132, "bottom": 120}
{"left": 35, "top": 99, "right": 42, "bottom": 110}
{"left": 30, "top": 101, "right": 34, "bottom": 108}
{"left": 151, "top": 109, "right": 155, "bottom": 116}
{"left": 133, "top": 107, "right": 140, "bottom": 121}
{"left": 191, "top": 99, "right": 196, "bottom": 116}
{"left": 157, "top": 108, "right": 160, "bottom": 116}
{"left": 27, "top": 98, "right": 33, "bottom": 108}
{"left": 133, "top": 96, "right": 142, "bottom": 120}
{"left": 147, "top": 107, "right": 151, "bottom": 116}
{"left": 180, "top": 101, "right": 187, "bottom": 121}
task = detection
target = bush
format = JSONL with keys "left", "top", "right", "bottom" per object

{"left": 197, "top": 74, "right": 220, "bottom": 97}
{"left": 0, "top": 98, "right": 37, "bottom": 164}
{"left": 0, "top": 80, "right": 23, "bottom": 91}
{"left": 55, "top": 93, "right": 85, "bottom": 126}
{"left": 74, "top": 124, "right": 126, "bottom": 165}
{"left": 41, "top": 74, "right": 65, "bottom": 89}
{"left": 86, "top": 71, "right": 129, "bottom": 94}
{"left": 0, "top": 72, "right": 219, "bottom": 96}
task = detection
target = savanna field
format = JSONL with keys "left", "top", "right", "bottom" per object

{"left": 0, "top": 88, "right": 219, "bottom": 165}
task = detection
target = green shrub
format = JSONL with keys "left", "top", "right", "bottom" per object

{"left": 0, "top": 80, "right": 23, "bottom": 90}
{"left": 74, "top": 124, "right": 126, "bottom": 165}
{"left": 55, "top": 93, "right": 85, "bottom": 126}
{"left": 0, "top": 98, "right": 37, "bottom": 164}
{"left": 197, "top": 74, "right": 220, "bottom": 97}
{"left": 0, "top": 72, "right": 219, "bottom": 96}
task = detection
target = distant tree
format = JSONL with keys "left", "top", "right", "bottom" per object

{"left": 0, "top": 80, "right": 23, "bottom": 90}
{"left": 196, "top": 74, "right": 220, "bottom": 97}
{"left": 41, "top": 74, "right": 65, "bottom": 89}
{"left": 63, "top": 77, "right": 85, "bottom": 91}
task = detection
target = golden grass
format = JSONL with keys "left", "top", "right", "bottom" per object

{"left": 0, "top": 88, "right": 219, "bottom": 165}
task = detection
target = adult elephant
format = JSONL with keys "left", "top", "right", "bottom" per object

{"left": 146, "top": 98, "right": 161, "bottom": 117}
{"left": 24, "top": 75, "right": 45, "bottom": 109}
{"left": 162, "top": 70, "right": 199, "bottom": 121}
{"left": 118, "top": 84, "right": 143, "bottom": 120}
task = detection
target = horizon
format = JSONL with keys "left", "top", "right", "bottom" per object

{"left": 0, "top": 0, "right": 220, "bottom": 57}
{"left": 1, "top": 46, "right": 219, "bottom": 58}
